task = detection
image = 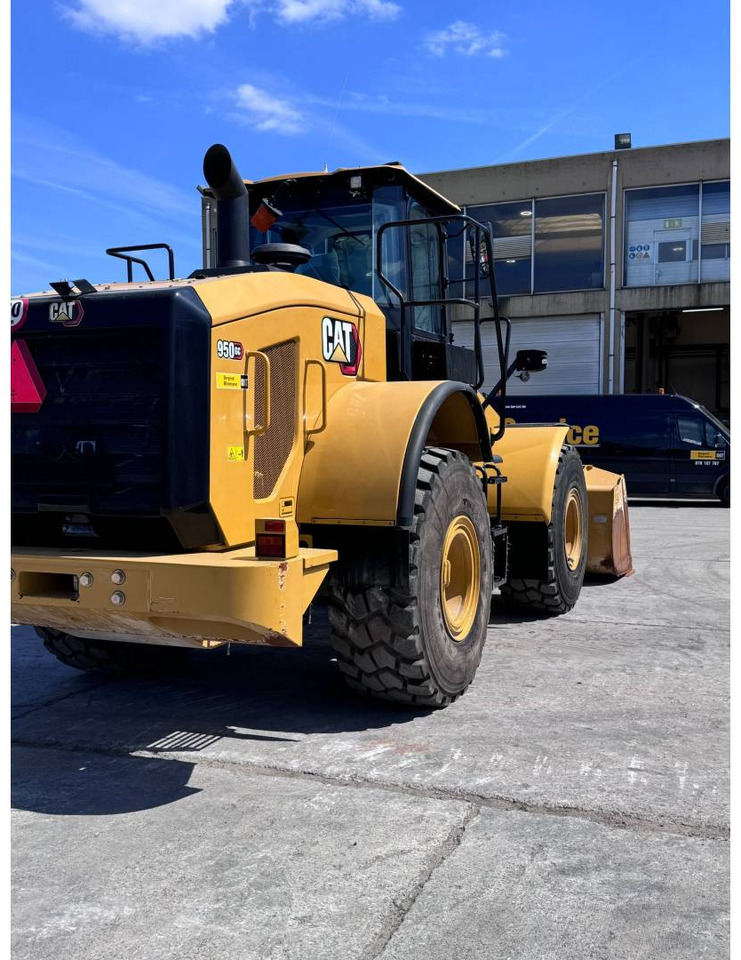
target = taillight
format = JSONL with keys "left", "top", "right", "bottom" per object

{"left": 11, "top": 340, "right": 46, "bottom": 413}
{"left": 256, "top": 519, "right": 286, "bottom": 558}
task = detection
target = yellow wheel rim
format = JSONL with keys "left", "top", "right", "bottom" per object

{"left": 563, "top": 490, "right": 584, "bottom": 570}
{"left": 440, "top": 515, "right": 481, "bottom": 642}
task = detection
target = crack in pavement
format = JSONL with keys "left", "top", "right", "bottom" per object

{"left": 11, "top": 737, "right": 729, "bottom": 842}
{"left": 359, "top": 802, "right": 480, "bottom": 960}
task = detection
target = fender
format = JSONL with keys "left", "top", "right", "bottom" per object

{"left": 491, "top": 423, "right": 570, "bottom": 524}
{"left": 297, "top": 380, "right": 491, "bottom": 528}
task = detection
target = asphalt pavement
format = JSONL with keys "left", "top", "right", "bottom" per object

{"left": 11, "top": 505, "right": 730, "bottom": 959}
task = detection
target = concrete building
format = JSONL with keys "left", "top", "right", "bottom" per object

{"left": 421, "top": 138, "right": 730, "bottom": 418}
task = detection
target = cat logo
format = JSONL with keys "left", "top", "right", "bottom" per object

{"left": 49, "top": 300, "right": 84, "bottom": 328}
{"left": 321, "top": 316, "right": 362, "bottom": 376}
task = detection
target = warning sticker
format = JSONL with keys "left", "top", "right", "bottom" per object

{"left": 690, "top": 450, "right": 718, "bottom": 460}
{"left": 216, "top": 373, "right": 249, "bottom": 390}
{"left": 227, "top": 445, "right": 245, "bottom": 461}
{"left": 279, "top": 498, "right": 294, "bottom": 518}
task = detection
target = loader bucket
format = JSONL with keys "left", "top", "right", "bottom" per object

{"left": 583, "top": 465, "right": 634, "bottom": 577}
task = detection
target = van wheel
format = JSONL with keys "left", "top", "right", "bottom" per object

{"left": 501, "top": 446, "right": 588, "bottom": 615}
{"left": 326, "top": 447, "right": 492, "bottom": 708}
{"left": 36, "top": 627, "right": 183, "bottom": 676}
{"left": 719, "top": 477, "right": 730, "bottom": 508}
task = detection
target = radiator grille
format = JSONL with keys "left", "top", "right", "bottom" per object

{"left": 253, "top": 340, "right": 298, "bottom": 500}
{"left": 12, "top": 327, "right": 163, "bottom": 515}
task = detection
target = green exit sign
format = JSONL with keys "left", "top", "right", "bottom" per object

{"left": 664, "top": 218, "right": 683, "bottom": 229}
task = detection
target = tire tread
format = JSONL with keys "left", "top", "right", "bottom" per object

{"left": 500, "top": 445, "right": 586, "bottom": 616}
{"left": 326, "top": 447, "right": 485, "bottom": 708}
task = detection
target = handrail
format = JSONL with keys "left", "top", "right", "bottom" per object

{"left": 375, "top": 213, "right": 510, "bottom": 435}
{"left": 106, "top": 243, "right": 176, "bottom": 282}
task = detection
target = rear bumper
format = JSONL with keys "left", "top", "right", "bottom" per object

{"left": 11, "top": 545, "right": 337, "bottom": 648}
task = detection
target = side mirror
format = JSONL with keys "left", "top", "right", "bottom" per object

{"left": 514, "top": 349, "right": 548, "bottom": 374}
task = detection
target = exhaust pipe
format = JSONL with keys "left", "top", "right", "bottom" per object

{"left": 203, "top": 144, "right": 250, "bottom": 269}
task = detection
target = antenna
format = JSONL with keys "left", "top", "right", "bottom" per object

{"left": 323, "top": 72, "right": 349, "bottom": 173}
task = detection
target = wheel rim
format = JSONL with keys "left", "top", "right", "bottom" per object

{"left": 563, "top": 489, "right": 584, "bottom": 570}
{"left": 440, "top": 515, "right": 481, "bottom": 641}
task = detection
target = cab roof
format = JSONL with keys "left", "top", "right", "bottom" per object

{"left": 200, "top": 163, "right": 460, "bottom": 216}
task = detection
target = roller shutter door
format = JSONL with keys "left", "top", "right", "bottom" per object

{"left": 452, "top": 314, "right": 602, "bottom": 395}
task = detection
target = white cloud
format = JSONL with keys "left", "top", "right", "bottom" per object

{"left": 276, "top": 0, "right": 400, "bottom": 24}
{"left": 62, "top": 0, "right": 235, "bottom": 43}
{"left": 62, "top": 0, "right": 401, "bottom": 42}
{"left": 235, "top": 84, "right": 306, "bottom": 135}
{"left": 425, "top": 21, "right": 506, "bottom": 58}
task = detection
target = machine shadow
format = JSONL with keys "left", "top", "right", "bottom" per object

{"left": 12, "top": 745, "right": 201, "bottom": 817}
{"left": 12, "top": 607, "right": 430, "bottom": 752}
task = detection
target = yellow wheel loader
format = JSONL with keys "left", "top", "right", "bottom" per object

{"left": 10, "top": 144, "right": 632, "bottom": 708}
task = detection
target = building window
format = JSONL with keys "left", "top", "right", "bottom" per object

{"left": 700, "top": 180, "right": 730, "bottom": 283}
{"left": 533, "top": 194, "right": 605, "bottom": 293}
{"left": 463, "top": 194, "right": 605, "bottom": 297}
{"left": 624, "top": 184, "right": 700, "bottom": 286}
{"left": 658, "top": 240, "right": 688, "bottom": 263}
{"left": 467, "top": 201, "right": 533, "bottom": 296}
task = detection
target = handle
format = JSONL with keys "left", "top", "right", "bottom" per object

{"left": 244, "top": 351, "right": 271, "bottom": 436}
{"left": 303, "top": 359, "right": 327, "bottom": 435}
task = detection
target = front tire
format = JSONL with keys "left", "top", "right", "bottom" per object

{"left": 327, "top": 447, "right": 492, "bottom": 708}
{"left": 501, "top": 445, "right": 588, "bottom": 615}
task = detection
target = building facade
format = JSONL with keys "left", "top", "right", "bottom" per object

{"left": 421, "top": 139, "right": 730, "bottom": 419}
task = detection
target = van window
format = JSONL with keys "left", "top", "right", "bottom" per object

{"left": 677, "top": 416, "right": 704, "bottom": 446}
{"left": 705, "top": 423, "right": 728, "bottom": 448}
{"left": 676, "top": 415, "right": 727, "bottom": 448}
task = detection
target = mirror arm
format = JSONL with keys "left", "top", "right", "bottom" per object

{"left": 481, "top": 355, "right": 520, "bottom": 411}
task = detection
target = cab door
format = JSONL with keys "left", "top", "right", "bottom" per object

{"left": 671, "top": 410, "right": 728, "bottom": 497}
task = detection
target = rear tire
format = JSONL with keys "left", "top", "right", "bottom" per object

{"left": 327, "top": 447, "right": 492, "bottom": 708}
{"left": 36, "top": 627, "right": 183, "bottom": 676}
{"left": 500, "top": 445, "right": 587, "bottom": 615}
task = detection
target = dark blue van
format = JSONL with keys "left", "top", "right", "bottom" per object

{"left": 504, "top": 394, "right": 730, "bottom": 505}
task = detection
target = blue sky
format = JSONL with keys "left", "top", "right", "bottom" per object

{"left": 11, "top": 0, "right": 729, "bottom": 294}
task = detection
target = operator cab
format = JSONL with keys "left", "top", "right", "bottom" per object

{"left": 240, "top": 165, "right": 490, "bottom": 385}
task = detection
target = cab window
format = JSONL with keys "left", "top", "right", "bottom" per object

{"left": 409, "top": 201, "right": 444, "bottom": 336}
{"left": 373, "top": 185, "right": 408, "bottom": 328}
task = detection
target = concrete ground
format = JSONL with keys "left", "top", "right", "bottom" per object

{"left": 12, "top": 506, "right": 729, "bottom": 959}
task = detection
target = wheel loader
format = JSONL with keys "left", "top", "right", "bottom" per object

{"left": 10, "top": 144, "right": 632, "bottom": 708}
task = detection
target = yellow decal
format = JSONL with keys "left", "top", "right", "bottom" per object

{"left": 507, "top": 416, "right": 599, "bottom": 446}
{"left": 690, "top": 450, "right": 717, "bottom": 460}
{"left": 279, "top": 498, "right": 295, "bottom": 518}
{"left": 216, "top": 372, "right": 248, "bottom": 390}
{"left": 227, "top": 445, "right": 245, "bottom": 461}
{"left": 558, "top": 419, "right": 600, "bottom": 446}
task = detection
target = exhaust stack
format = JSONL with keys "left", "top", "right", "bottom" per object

{"left": 203, "top": 144, "right": 250, "bottom": 269}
